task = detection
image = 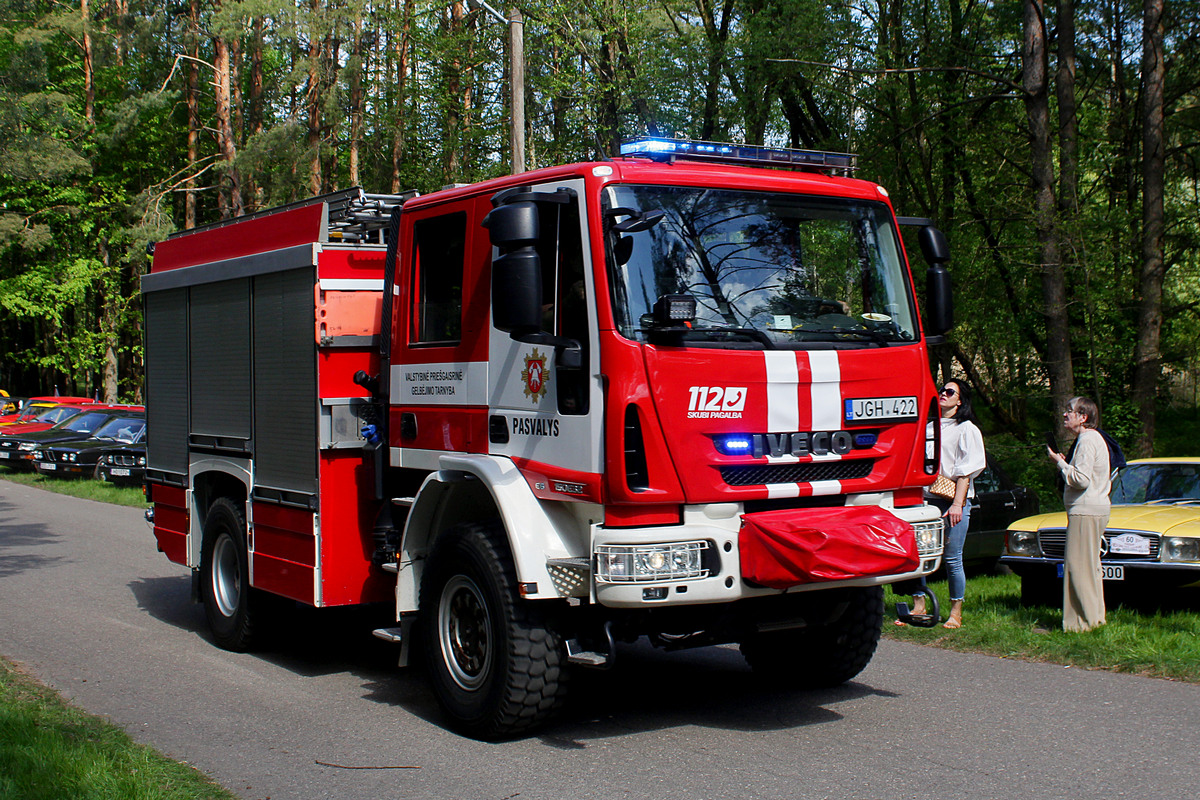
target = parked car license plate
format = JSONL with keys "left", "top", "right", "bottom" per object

{"left": 1057, "top": 563, "right": 1124, "bottom": 580}
{"left": 110, "top": 468, "right": 130, "bottom": 476}
{"left": 0, "top": 451, "right": 10, "bottom": 459}
{"left": 40, "top": 462, "right": 56, "bottom": 471}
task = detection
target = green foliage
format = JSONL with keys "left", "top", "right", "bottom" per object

{"left": 0, "top": 656, "right": 237, "bottom": 799}
{"left": 885, "top": 573, "right": 1200, "bottom": 683}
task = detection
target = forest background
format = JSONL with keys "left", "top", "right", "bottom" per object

{"left": 1, "top": 0, "right": 1198, "bottom": 501}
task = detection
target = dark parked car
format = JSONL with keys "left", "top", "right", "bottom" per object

{"left": 0, "top": 410, "right": 141, "bottom": 471}
{"left": 33, "top": 416, "right": 147, "bottom": 479}
{"left": 961, "top": 455, "right": 1040, "bottom": 571}
{"left": 95, "top": 442, "right": 147, "bottom": 485}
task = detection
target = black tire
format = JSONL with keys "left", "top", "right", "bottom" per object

{"left": 740, "top": 586, "right": 884, "bottom": 688}
{"left": 419, "top": 521, "right": 568, "bottom": 739}
{"left": 200, "top": 498, "right": 262, "bottom": 651}
{"left": 1019, "top": 574, "right": 1062, "bottom": 607}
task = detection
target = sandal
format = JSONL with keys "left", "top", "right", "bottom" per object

{"left": 942, "top": 617, "right": 962, "bottom": 629}
{"left": 893, "top": 618, "right": 908, "bottom": 627}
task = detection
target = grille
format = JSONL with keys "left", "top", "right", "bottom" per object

{"left": 42, "top": 451, "right": 63, "bottom": 463}
{"left": 110, "top": 453, "right": 141, "bottom": 467}
{"left": 1037, "top": 529, "right": 1161, "bottom": 561}
{"left": 721, "top": 459, "right": 874, "bottom": 487}
{"left": 0, "top": 440, "right": 19, "bottom": 451}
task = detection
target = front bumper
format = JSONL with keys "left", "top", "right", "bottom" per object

{"left": 592, "top": 501, "right": 944, "bottom": 608}
{"left": 1002, "top": 555, "right": 1200, "bottom": 586}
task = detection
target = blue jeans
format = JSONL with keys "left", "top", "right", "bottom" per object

{"left": 933, "top": 497, "right": 971, "bottom": 601}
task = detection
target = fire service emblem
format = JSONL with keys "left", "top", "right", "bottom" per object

{"left": 521, "top": 349, "right": 549, "bottom": 403}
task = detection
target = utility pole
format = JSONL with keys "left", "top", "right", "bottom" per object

{"left": 471, "top": 0, "right": 525, "bottom": 174}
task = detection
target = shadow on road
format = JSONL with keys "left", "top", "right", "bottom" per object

{"left": 0, "top": 494, "right": 68, "bottom": 577}
{"left": 128, "top": 569, "right": 900, "bottom": 743}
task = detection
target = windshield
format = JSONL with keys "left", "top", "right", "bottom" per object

{"left": 1111, "top": 463, "right": 1200, "bottom": 504}
{"left": 93, "top": 417, "right": 145, "bottom": 443}
{"left": 61, "top": 411, "right": 109, "bottom": 433}
{"left": 602, "top": 185, "right": 919, "bottom": 348}
{"left": 35, "top": 407, "right": 77, "bottom": 425}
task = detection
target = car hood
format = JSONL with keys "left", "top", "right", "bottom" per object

{"left": 1008, "top": 502, "right": 1200, "bottom": 537}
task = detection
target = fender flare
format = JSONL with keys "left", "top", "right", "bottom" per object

{"left": 395, "top": 453, "right": 577, "bottom": 613}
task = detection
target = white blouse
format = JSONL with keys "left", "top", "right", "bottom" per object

{"left": 940, "top": 417, "right": 986, "bottom": 498}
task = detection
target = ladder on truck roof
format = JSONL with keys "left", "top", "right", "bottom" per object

{"left": 166, "top": 187, "right": 418, "bottom": 245}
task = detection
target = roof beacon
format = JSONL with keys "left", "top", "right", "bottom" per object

{"left": 618, "top": 137, "right": 856, "bottom": 175}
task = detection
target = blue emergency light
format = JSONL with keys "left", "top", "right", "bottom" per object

{"left": 619, "top": 137, "right": 856, "bottom": 174}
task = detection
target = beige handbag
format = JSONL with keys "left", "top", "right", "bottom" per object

{"left": 928, "top": 474, "right": 958, "bottom": 500}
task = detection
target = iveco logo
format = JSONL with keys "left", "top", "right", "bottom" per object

{"left": 752, "top": 431, "right": 854, "bottom": 459}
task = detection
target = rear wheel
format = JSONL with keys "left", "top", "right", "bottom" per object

{"left": 419, "top": 521, "right": 568, "bottom": 739}
{"left": 740, "top": 586, "right": 884, "bottom": 688}
{"left": 200, "top": 498, "right": 263, "bottom": 651}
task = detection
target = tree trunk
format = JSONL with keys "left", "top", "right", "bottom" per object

{"left": 390, "top": 0, "right": 412, "bottom": 193}
{"left": 185, "top": 0, "right": 200, "bottom": 229}
{"left": 81, "top": 0, "right": 94, "bottom": 123}
{"left": 1132, "top": 0, "right": 1166, "bottom": 457}
{"left": 307, "top": 0, "right": 324, "bottom": 195}
{"left": 1022, "top": 0, "right": 1073, "bottom": 425}
{"left": 213, "top": 30, "right": 243, "bottom": 217}
{"left": 99, "top": 240, "right": 118, "bottom": 403}
{"left": 349, "top": 17, "right": 364, "bottom": 187}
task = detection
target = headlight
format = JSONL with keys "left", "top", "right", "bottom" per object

{"left": 67, "top": 453, "right": 77, "bottom": 462}
{"left": 18, "top": 442, "right": 36, "bottom": 451}
{"left": 1007, "top": 530, "right": 1041, "bottom": 556}
{"left": 1161, "top": 537, "right": 1200, "bottom": 563}
{"left": 595, "top": 541, "right": 709, "bottom": 583}
{"left": 31, "top": 450, "right": 44, "bottom": 460}
{"left": 137, "top": 456, "right": 146, "bottom": 466}
{"left": 912, "top": 519, "right": 944, "bottom": 556}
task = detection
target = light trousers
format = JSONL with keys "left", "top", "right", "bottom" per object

{"left": 1063, "top": 513, "right": 1108, "bottom": 632}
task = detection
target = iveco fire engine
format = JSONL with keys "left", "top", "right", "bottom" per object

{"left": 143, "top": 138, "right": 952, "bottom": 738}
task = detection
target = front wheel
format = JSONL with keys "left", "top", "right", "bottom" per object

{"left": 419, "top": 521, "right": 568, "bottom": 739}
{"left": 740, "top": 586, "right": 884, "bottom": 688}
{"left": 200, "top": 498, "right": 263, "bottom": 651}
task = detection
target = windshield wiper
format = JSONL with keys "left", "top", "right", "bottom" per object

{"left": 639, "top": 325, "right": 775, "bottom": 348}
{"left": 794, "top": 327, "right": 892, "bottom": 345}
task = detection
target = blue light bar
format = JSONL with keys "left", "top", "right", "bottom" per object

{"left": 715, "top": 435, "right": 754, "bottom": 455}
{"left": 619, "top": 137, "right": 856, "bottom": 173}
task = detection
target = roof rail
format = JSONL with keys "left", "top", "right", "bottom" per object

{"left": 167, "top": 187, "right": 418, "bottom": 244}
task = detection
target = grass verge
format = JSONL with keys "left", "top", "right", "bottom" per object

{"left": 0, "top": 466, "right": 145, "bottom": 507}
{"left": 884, "top": 571, "right": 1200, "bottom": 682}
{"left": 0, "top": 657, "right": 237, "bottom": 800}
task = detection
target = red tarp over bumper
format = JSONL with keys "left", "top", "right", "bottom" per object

{"left": 739, "top": 506, "right": 919, "bottom": 589}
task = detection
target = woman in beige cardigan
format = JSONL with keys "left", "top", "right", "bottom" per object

{"left": 1047, "top": 396, "right": 1110, "bottom": 631}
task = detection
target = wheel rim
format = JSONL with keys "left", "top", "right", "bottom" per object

{"left": 211, "top": 533, "right": 241, "bottom": 618}
{"left": 437, "top": 575, "right": 493, "bottom": 691}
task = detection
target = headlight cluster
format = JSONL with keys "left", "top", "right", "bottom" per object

{"left": 31, "top": 450, "right": 44, "bottom": 460}
{"left": 1161, "top": 537, "right": 1200, "bottom": 563}
{"left": 18, "top": 442, "right": 36, "bottom": 452}
{"left": 137, "top": 456, "right": 146, "bottom": 466}
{"left": 595, "top": 541, "right": 709, "bottom": 583}
{"left": 1007, "top": 530, "right": 1041, "bottom": 556}
{"left": 65, "top": 452, "right": 77, "bottom": 462}
{"left": 912, "top": 519, "right": 944, "bottom": 556}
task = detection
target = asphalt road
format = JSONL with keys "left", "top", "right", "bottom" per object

{"left": 2, "top": 478, "right": 1199, "bottom": 800}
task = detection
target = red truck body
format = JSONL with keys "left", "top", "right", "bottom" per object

{"left": 144, "top": 140, "right": 951, "bottom": 737}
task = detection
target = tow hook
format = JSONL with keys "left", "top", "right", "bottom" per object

{"left": 894, "top": 585, "right": 941, "bottom": 627}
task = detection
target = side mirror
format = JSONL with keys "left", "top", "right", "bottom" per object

{"left": 919, "top": 226, "right": 953, "bottom": 337}
{"left": 918, "top": 226, "right": 949, "bottom": 266}
{"left": 484, "top": 201, "right": 542, "bottom": 335}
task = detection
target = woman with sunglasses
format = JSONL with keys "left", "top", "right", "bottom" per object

{"left": 1047, "top": 397, "right": 1110, "bottom": 631}
{"left": 901, "top": 380, "right": 986, "bottom": 628}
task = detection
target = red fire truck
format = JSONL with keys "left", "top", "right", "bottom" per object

{"left": 143, "top": 138, "right": 952, "bottom": 738}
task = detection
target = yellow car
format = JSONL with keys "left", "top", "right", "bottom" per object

{"left": 1003, "top": 457, "right": 1200, "bottom": 605}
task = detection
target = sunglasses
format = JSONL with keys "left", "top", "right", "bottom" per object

{"left": 939, "top": 387, "right": 958, "bottom": 397}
